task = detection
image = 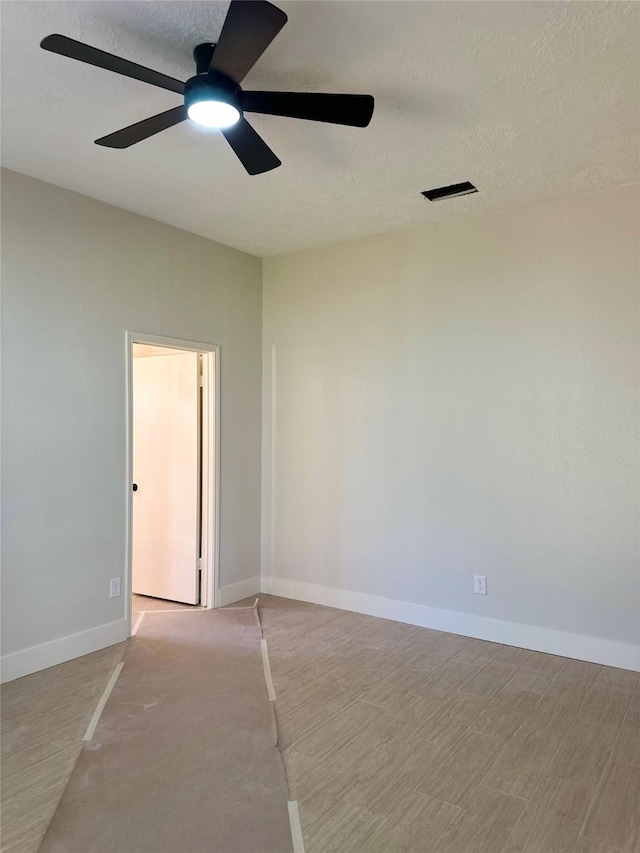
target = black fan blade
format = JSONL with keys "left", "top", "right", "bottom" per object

{"left": 95, "top": 106, "right": 188, "bottom": 148}
{"left": 40, "top": 34, "right": 185, "bottom": 95}
{"left": 243, "top": 91, "right": 374, "bottom": 127}
{"left": 209, "top": 0, "right": 287, "bottom": 84}
{"left": 221, "top": 118, "right": 281, "bottom": 174}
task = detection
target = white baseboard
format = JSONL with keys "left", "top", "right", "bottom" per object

{"left": 6, "top": 578, "right": 634, "bottom": 683}
{"left": 261, "top": 576, "right": 640, "bottom": 672}
{"left": 219, "top": 576, "right": 261, "bottom": 607}
{"left": 0, "top": 619, "right": 130, "bottom": 684}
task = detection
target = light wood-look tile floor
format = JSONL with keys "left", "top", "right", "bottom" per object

{"left": 251, "top": 595, "right": 640, "bottom": 853}
{"left": 1, "top": 594, "right": 638, "bottom": 853}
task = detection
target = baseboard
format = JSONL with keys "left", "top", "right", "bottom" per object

{"left": 261, "top": 576, "right": 640, "bottom": 672}
{"left": 0, "top": 619, "right": 130, "bottom": 684}
{"left": 219, "top": 576, "right": 261, "bottom": 607}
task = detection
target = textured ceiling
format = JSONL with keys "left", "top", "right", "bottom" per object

{"left": 1, "top": 1, "right": 638, "bottom": 256}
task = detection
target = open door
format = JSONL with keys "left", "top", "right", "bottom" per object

{"left": 132, "top": 349, "right": 200, "bottom": 604}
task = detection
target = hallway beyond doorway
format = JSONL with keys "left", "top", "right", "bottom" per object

{"left": 132, "top": 594, "right": 202, "bottom": 616}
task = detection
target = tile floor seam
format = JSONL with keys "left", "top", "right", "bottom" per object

{"left": 576, "top": 834, "right": 625, "bottom": 853}
{"left": 476, "top": 783, "right": 530, "bottom": 802}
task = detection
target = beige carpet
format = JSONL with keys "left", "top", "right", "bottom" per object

{"left": 38, "top": 607, "right": 294, "bottom": 853}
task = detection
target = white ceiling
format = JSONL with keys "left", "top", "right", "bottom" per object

{"left": 2, "top": 1, "right": 638, "bottom": 256}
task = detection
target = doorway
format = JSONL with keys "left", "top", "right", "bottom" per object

{"left": 125, "top": 333, "right": 220, "bottom": 634}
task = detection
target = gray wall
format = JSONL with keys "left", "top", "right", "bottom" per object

{"left": 262, "top": 184, "right": 639, "bottom": 647}
{"left": 3, "top": 170, "right": 638, "bottom": 663}
{"left": 1, "top": 169, "right": 263, "bottom": 656}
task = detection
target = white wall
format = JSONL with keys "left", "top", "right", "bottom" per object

{"left": 1, "top": 169, "right": 262, "bottom": 667}
{"left": 262, "top": 184, "right": 639, "bottom": 664}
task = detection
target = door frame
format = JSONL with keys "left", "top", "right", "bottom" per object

{"left": 125, "top": 331, "right": 221, "bottom": 634}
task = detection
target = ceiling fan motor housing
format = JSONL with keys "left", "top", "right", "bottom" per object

{"left": 185, "top": 43, "right": 242, "bottom": 114}
{"left": 185, "top": 76, "right": 242, "bottom": 117}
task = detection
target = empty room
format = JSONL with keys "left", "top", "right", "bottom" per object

{"left": 1, "top": 1, "right": 638, "bottom": 852}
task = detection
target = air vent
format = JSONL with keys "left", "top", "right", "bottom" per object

{"left": 421, "top": 182, "right": 478, "bottom": 202}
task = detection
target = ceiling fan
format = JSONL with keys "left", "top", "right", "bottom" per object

{"left": 40, "top": 0, "right": 375, "bottom": 175}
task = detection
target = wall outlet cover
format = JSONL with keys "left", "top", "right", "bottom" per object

{"left": 110, "top": 577, "right": 121, "bottom": 599}
{"left": 474, "top": 575, "right": 487, "bottom": 595}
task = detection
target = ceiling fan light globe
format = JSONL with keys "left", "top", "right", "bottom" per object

{"left": 187, "top": 100, "right": 240, "bottom": 129}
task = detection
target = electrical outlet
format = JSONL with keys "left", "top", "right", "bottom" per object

{"left": 109, "top": 577, "right": 121, "bottom": 599}
{"left": 474, "top": 575, "right": 487, "bottom": 595}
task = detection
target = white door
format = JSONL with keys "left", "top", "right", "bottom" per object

{"left": 132, "top": 350, "right": 200, "bottom": 604}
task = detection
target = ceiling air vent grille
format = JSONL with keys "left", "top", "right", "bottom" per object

{"left": 422, "top": 182, "right": 478, "bottom": 202}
